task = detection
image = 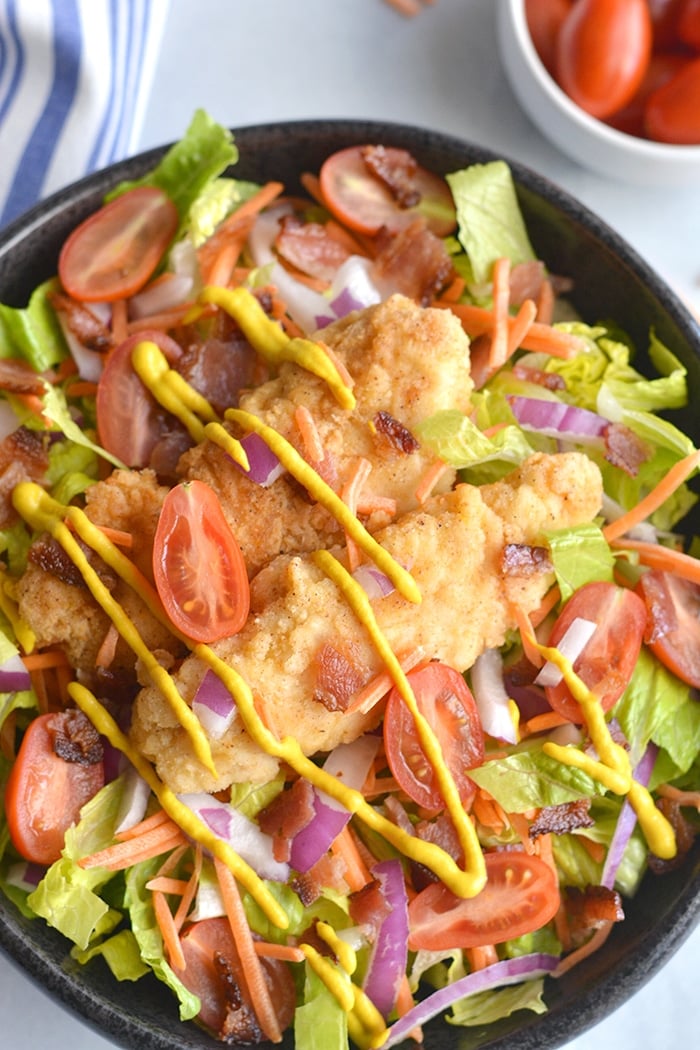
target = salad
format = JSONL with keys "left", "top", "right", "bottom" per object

{"left": 0, "top": 110, "right": 699, "bottom": 1050}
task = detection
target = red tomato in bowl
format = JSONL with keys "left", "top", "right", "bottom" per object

{"left": 678, "top": 0, "right": 700, "bottom": 49}
{"left": 525, "top": 0, "right": 573, "bottom": 75}
{"left": 555, "top": 0, "right": 653, "bottom": 119}
{"left": 605, "top": 51, "right": 688, "bottom": 136}
{"left": 544, "top": 581, "right": 647, "bottom": 724}
{"left": 644, "top": 55, "right": 700, "bottom": 142}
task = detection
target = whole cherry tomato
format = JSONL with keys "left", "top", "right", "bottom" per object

{"left": 647, "top": 0, "right": 686, "bottom": 50}
{"left": 678, "top": 0, "right": 700, "bottom": 49}
{"left": 645, "top": 54, "right": 700, "bottom": 142}
{"left": 555, "top": 0, "right": 653, "bottom": 119}
{"left": 605, "top": 51, "right": 688, "bottom": 135}
{"left": 525, "top": 0, "right": 573, "bottom": 75}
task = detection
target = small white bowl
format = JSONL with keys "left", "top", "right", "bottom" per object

{"left": 497, "top": 0, "right": 700, "bottom": 186}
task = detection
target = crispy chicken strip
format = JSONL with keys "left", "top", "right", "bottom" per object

{"left": 130, "top": 451, "right": 603, "bottom": 793}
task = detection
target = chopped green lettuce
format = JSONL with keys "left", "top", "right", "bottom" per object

{"left": 295, "top": 965, "right": 348, "bottom": 1050}
{"left": 414, "top": 408, "right": 533, "bottom": 480}
{"left": 0, "top": 279, "right": 68, "bottom": 372}
{"left": 187, "top": 176, "right": 261, "bottom": 248}
{"left": 546, "top": 523, "right": 615, "bottom": 602}
{"left": 448, "top": 977, "right": 549, "bottom": 1027}
{"left": 468, "top": 744, "right": 607, "bottom": 813}
{"left": 40, "top": 381, "right": 125, "bottom": 470}
{"left": 72, "top": 927, "right": 150, "bottom": 981}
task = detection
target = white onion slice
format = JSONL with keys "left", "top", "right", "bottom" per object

{"left": 470, "top": 648, "right": 518, "bottom": 744}
{"left": 535, "top": 617, "right": 597, "bottom": 688}
{"left": 327, "top": 256, "right": 382, "bottom": 318}
{"left": 114, "top": 766, "right": 151, "bottom": 835}
{"left": 192, "top": 669, "right": 239, "bottom": 739}
{"left": 178, "top": 792, "right": 288, "bottom": 882}
{"left": 56, "top": 315, "right": 104, "bottom": 383}
{"left": 0, "top": 400, "right": 20, "bottom": 442}
{"left": 129, "top": 273, "right": 194, "bottom": 320}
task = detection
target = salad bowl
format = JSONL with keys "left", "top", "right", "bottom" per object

{"left": 0, "top": 118, "right": 699, "bottom": 1050}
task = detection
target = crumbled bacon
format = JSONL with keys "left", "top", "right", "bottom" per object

{"left": 648, "top": 797, "right": 696, "bottom": 874}
{"left": 292, "top": 853, "right": 349, "bottom": 905}
{"left": 508, "top": 260, "right": 547, "bottom": 307}
{"left": 373, "top": 410, "right": 420, "bottom": 456}
{"left": 0, "top": 427, "right": 49, "bottom": 526}
{"left": 215, "top": 953, "right": 264, "bottom": 1046}
{"left": 48, "top": 289, "right": 113, "bottom": 353}
{"left": 28, "top": 534, "right": 117, "bottom": 589}
{"left": 501, "top": 542, "right": 553, "bottom": 577}
{"left": 257, "top": 778, "right": 316, "bottom": 863}
{"left": 349, "top": 877, "right": 392, "bottom": 934}
{"left": 313, "top": 642, "right": 368, "bottom": 712}
{"left": 0, "top": 358, "right": 49, "bottom": 395}
{"left": 275, "top": 215, "right": 352, "bottom": 282}
{"left": 371, "top": 217, "right": 454, "bottom": 305}
{"left": 177, "top": 311, "right": 258, "bottom": 416}
{"left": 49, "top": 709, "right": 103, "bottom": 766}
{"left": 565, "top": 884, "right": 624, "bottom": 935}
{"left": 603, "top": 422, "right": 651, "bottom": 477}
{"left": 511, "top": 362, "right": 567, "bottom": 391}
{"left": 529, "top": 799, "right": 594, "bottom": 839}
{"left": 361, "top": 145, "right": 421, "bottom": 209}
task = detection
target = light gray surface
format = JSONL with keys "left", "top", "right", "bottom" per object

{"left": 1, "top": 2, "right": 698, "bottom": 1048}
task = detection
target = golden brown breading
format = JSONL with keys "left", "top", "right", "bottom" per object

{"left": 180, "top": 294, "right": 473, "bottom": 575}
{"left": 129, "top": 451, "right": 603, "bottom": 794}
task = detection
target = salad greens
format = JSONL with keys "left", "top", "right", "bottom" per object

{"left": 0, "top": 111, "right": 698, "bottom": 1049}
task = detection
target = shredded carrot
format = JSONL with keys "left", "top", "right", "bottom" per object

{"left": 79, "top": 819, "right": 187, "bottom": 871}
{"left": 252, "top": 691, "right": 280, "bottom": 739}
{"left": 253, "top": 941, "right": 305, "bottom": 963}
{"left": 153, "top": 890, "right": 186, "bottom": 970}
{"left": 509, "top": 810, "right": 536, "bottom": 853}
{"left": 66, "top": 380, "right": 98, "bottom": 399}
{"left": 115, "top": 808, "right": 172, "bottom": 841}
{"left": 111, "top": 298, "right": 128, "bottom": 345}
{"left": 173, "top": 844, "right": 203, "bottom": 931}
{"left": 329, "top": 824, "right": 373, "bottom": 893}
{"left": 610, "top": 536, "right": 700, "bottom": 585}
{"left": 65, "top": 519, "right": 133, "bottom": 549}
{"left": 579, "top": 836, "right": 606, "bottom": 864}
{"left": 95, "top": 622, "right": 120, "bottom": 669}
{"left": 340, "top": 457, "right": 373, "bottom": 571}
{"left": 439, "top": 301, "right": 586, "bottom": 359}
{"left": 317, "top": 339, "right": 355, "bottom": 392}
{"left": 145, "top": 875, "right": 190, "bottom": 895}
{"left": 603, "top": 450, "right": 700, "bottom": 543}
{"left": 536, "top": 277, "right": 555, "bottom": 325}
{"left": 529, "top": 584, "right": 561, "bottom": 628}
{"left": 198, "top": 181, "right": 283, "bottom": 275}
{"left": 202, "top": 231, "right": 250, "bottom": 288}
{"left": 395, "top": 974, "right": 422, "bottom": 1044}
{"left": 214, "top": 857, "right": 283, "bottom": 1044}
{"left": 436, "top": 274, "right": 466, "bottom": 303}
{"left": 506, "top": 297, "right": 538, "bottom": 358}
{"left": 535, "top": 832, "right": 572, "bottom": 951}
{"left": 489, "top": 257, "right": 511, "bottom": 369}
{"left": 472, "top": 790, "right": 507, "bottom": 834}
{"left": 553, "top": 921, "right": 614, "bottom": 977}
{"left": 299, "top": 171, "right": 326, "bottom": 209}
{"left": 510, "top": 602, "right": 545, "bottom": 668}
{"left": 657, "top": 784, "right": 700, "bottom": 811}
{"left": 21, "top": 649, "right": 70, "bottom": 671}
{"left": 415, "top": 458, "right": 450, "bottom": 504}
{"left": 466, "top": 944, "right": 499, "bottom": 970}
{"left": 346, "top": 647, "right": 429, "bottom": 715}
{"left": 294, "top": 404, "right": 325, "bottom": 464}
{"left": 126, "top": 302, "right": 199, "bottom": 333}
{"left": 520, "top": 710, "right": 570, "bottom": 737}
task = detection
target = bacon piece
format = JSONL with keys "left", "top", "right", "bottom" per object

{"left": 349, "top": 877, "right": 392, "bottom": 934}
{"left": 177, "top": 312, "right": 258, "bottom": 417}
{"left": 511, "top": 362, "right": 567, "bottom": 391}
{"left": 0, "top": 358, "right": 48, "bottom": 395}
{"left": 529, "top": 799, "right": 594, "bottom": 839}
{"left": 257, "top": 778, "right": 316, "bottom": 863}
{"left": 292, "top": 853, "right": 349, "bottom": 905}
{"left": 373, "top": 410, "right": 420, "bottom": 456}
{"left": 313, "top": 642, "right": 368, "bottom": 712}
{"left": 371, "top": 218, "right": 454, "bottom": 305}
{"left": 647, "top": 797, "right": 696, "bottom": 874}
{"left": 49, "top": 709, "right": 103, "bottom": 766}
{"left": 508, "top": 260, "right": 548, "bottom": 307}
{"left": 565, "top": 885, "right": 624, "bottom": 935}
{"left": 501, "top": 543, "right": 553, "bottom": 577}
{"left": 361, "top": 145, "right": 421, "bottom": 208}
{"left": 0, "top": 427, "right": 49, "bottom": 526}
{"left": 275, "top": 215, "right": 352, "bottom": 282}
{"left": 603, "top": 422, "right": 651, "bottom": 477}
{"left": 48, "top": 289, "right": 113, "bottom": 352}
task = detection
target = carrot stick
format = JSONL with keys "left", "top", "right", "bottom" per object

{"left": 95, "top": 622, "right": 119, "bottom": 669}
{"left": 415, "top": 459, "right": 450, "bottom": 504}
{"left": 145, "top": 876, "right": 190, "bottom": 895}
{"left": 602, "top": 450, "right": 700, "bottom": 543}
{"left": 79, "top": 821, "right": 187, "bottom": 871}
{"left": 66, "top": 381, "right": 99, "bottom": 398}
{"left": 529, "top": 584, "right": 561, "bottom": 627}
{"left": 341, "top": 457, "right": 373, "bottom": 571}
{"left": 609, "top": 536, "right": 700, "bottom": 584}
{"left": 173, "top": 844, "right": 203, "bottom": 931}
{"left": 520, "top": 711, "right": 571, "bottom": 737}
{"left": 294, "top": 404, "right": 325, "bottom": 463}
{"left": 126, "top": 303, "right": 198, "bottom": 333}
{"left": 535, "top": 833, "right": 571, "bottom": 951}
{"left": 506, "top": 298, "right": 538, "bottom": 358}
{"left": 394, "top": 974, "right": 423, "bottom": 1044}
{"left": 489, "top": 257, "right": 511, "bottom": 370}
{"left": 553, "top": 921, "right": 613, "bottom": 977}
{"left": 536, "top": 277, "right": 555, "bottom": 325}
{"left": 656, "top": 784, "right": 700, "bottom": 810}
{"left": 329, "top": 824, "right": 373, "bottom": 892}
{"left": 440, "top": 301, "right": 586, "bottom": 358}
{"left": 253, "top": 941, "right": 305, "bottom": 963}
{"left": 111, "top": 299, "right": 128, "bottom": 345}
{"left": 214, "top": 857, "right": 282, "bottom": 1044}
{"left": 436, "top": 274, "right": 466, "bottom": 303}
{"left": 346, "top": 647, "right": 428, "bottom": 715}
{"left": 115, "top": 808, "right": 172, "bottom": 841}
{"left": 510, "top": 603, "right": 545, "bottom": 668}
{"left": 356, "top": 495, "right": 397, "bottom": 516}
{"left": 299, "top": 171, "right": 326, "bottom": 209}
{"left": 466, "top": 944, "right": 499, "bottom": 970}
{"left": 21, "top": 649, "right": 70, "bottom": 670}
{"left": 153, "top": 890, "right": 186, "bottom": 970}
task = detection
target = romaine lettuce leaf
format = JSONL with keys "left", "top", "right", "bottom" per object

{"left": 414, "top": 409, "right": 532, "bottom": 476}
{"left": 72, "top": 927, "right": 150, "bottom": 981}
{"left": 0, "top": 279, "right": 68, "bottom": 372}
{"left": 546, "top": 523, "right": 615, "bottom": 602}
{"left": 448, "top": 977, "right": 548, "bottom": 1027}
{"left": 295, "top": 965, "right": 348, "bottom": 1050}
{"left": 468, "top": 744, "right": 606, "bottom": 812}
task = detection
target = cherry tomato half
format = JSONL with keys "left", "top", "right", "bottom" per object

{"left": 383, "top": 662, "right": 484, "bottom": 812}
{"left": 4, "top": 711, "right": 105, "bottom": 865}
{"left": 636, "top": 570, "right": 700, "bottom": 688}
{"left": 319, "top": 145, "right": 456, "bottom": 237}
{"left": 644, "top": 55, "right": 700, "bottom": 143}
{"left": 544, "top": 581, "right": 647, "bottom": 724}
{"left": 58, "top": 186, "right": 179, "bottom": 302}
{"left": 555, "top": 0, "right": 653, "bottom": 119}
{"left": 96, "top": 330, "right": 184, "bottom": 468}
{"left": 153, "top": 480, "right": 250, "bottom": 643}
{"left": 408, "top": 850, "right": 560, "bottom": 951}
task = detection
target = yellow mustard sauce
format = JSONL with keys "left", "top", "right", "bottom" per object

{"left": 536, "top": 640, "right": 676, "bottom": 860}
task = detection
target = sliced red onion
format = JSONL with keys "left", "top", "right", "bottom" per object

{"left": 0, "top": 650, "right": 31, "bottom": 692}
{"left": 508, "top": 396, "right": 609, "bottom": 444}
{"left": 192, "top": 669, "right": 239, "bottom": 739}
{"left": 535, "top": 617, "right": 597, "bottom": 688}
{"left": 351, "top": 563, "right": 396, "bottom": 601}
{"left": 363, "top": 859, "right": 409, "bottom": 1019}
{"left": 5, "top": 860, "right": 46, "bottom": 893}
{"left": 601, "top": 742, "right": 657, "bottom": 890}
{"left": 470, "top": 648, "right": 518, "bottom": 744}
{"left": 129, "top": 273, "right": 194, "bottom": 320}
{"left": 289, "top": 735, "right": 380, "bottom": 872}
{"left": 328, "top": 256, "right": 382, "bottom": 316}
{"left": 234, "top": 431, "right": 286, "bottom": 487}
{"left": 178, "top": 792, "right": 289, "bottom": 882}
{"left": 383, "top": 954, "right": 561, "bottom": 1048}
{"left": 114, "top": 766, "right": 151, "bottom": 835}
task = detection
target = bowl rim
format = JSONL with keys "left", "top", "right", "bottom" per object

{"left": 503, "top": 0, "right": 700, "bottom": 161}
{"left": 0, "top": 116, "right": 699, "bottom": 1050}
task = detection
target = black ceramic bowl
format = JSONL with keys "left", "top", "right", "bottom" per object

{"left": 0, "top": 119, "right": 699, "bottom": 1050}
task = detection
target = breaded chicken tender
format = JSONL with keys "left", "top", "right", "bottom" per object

{"left": 16, "top": 469, "right": 176, "bottom": 672}
{"left": 130, "top": 451, "right": 603, "bottom": 793}
{"left": 181, "top": 294, "right": 473, "bottom": 575}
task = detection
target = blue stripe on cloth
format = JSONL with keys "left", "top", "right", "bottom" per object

{"left": 0, "top": 0, "right": 82, "bottom": 226}
{"left": 115, "top": 0, "right": 149, "bottom": 159}
{"left": 87, "top": 0, "right": 120, "bottom": 171}
{"left": 0, "top": 0, "right": 25, "bottom": 126}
